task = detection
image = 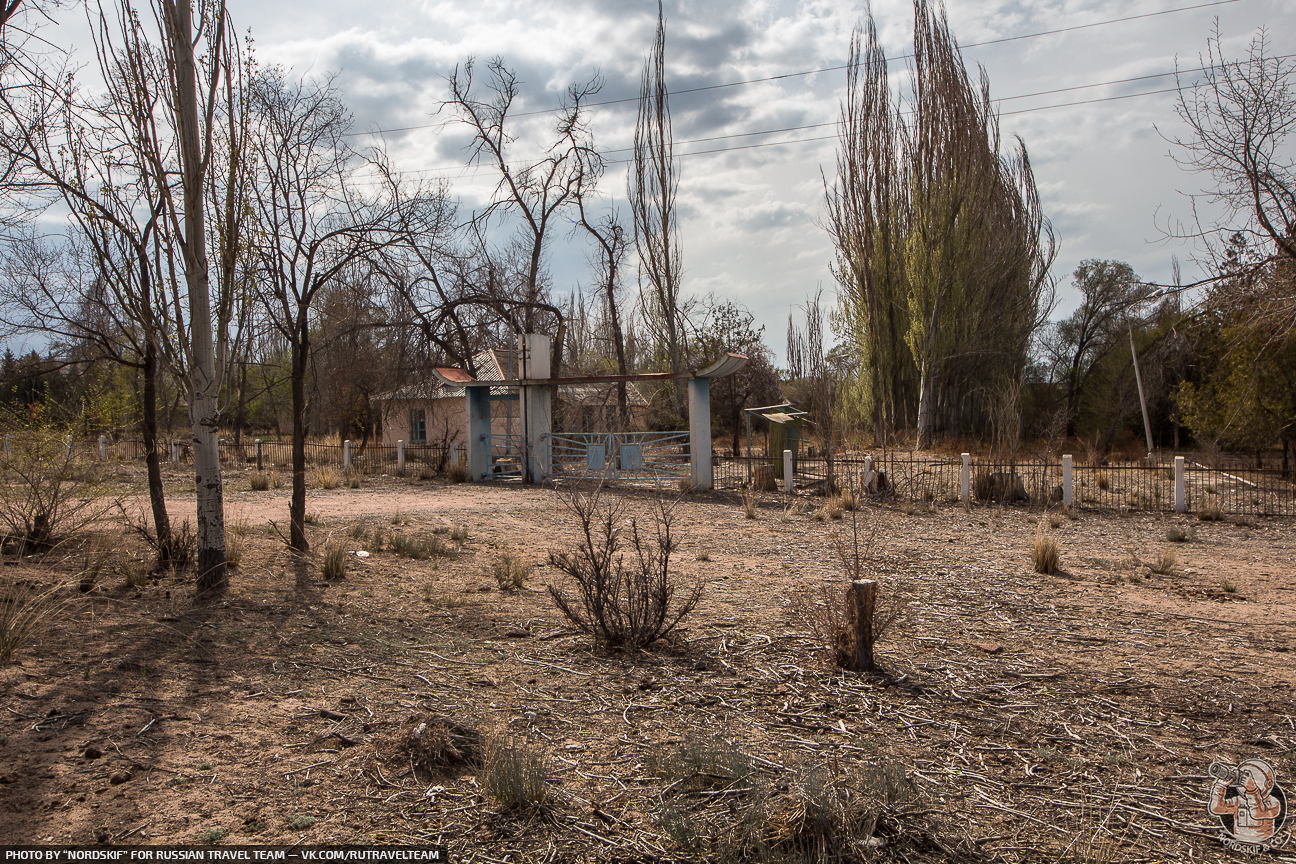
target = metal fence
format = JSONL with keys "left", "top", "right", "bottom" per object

{"left": 101, "top": 437, "right": 465, "bottom": 475}
{"left": 713, "top": 451, "right": 1296, "bottom": 517}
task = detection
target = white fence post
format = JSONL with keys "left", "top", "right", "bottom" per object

{"left": 783, "top": 449, "right": 794, "bottom": 494}
{"left": 170, "top": 439, "right": 179, "bottom": 462}
{"left": 1063, "top": 454, "right": 1073, "bottom": 507}
{"left": 1174, "top": 455, "right": 1186, "bottom": 513}
{"left": 960, "top": 453, "right": 971, "bottom": 505}
{"left": 862, "top": 455, "right": 873, "bottom": 491}
{"left": 397, "top": 440, "right": 406, "bottom": 474}
{"left": 343, "top": 439, "right": 352, "bottom": 472}
{"left": 99, "top": 436, "right": 108, "bottom": 461}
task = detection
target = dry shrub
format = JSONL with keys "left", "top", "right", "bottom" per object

{"left": 0, "top": 427, "right": 112, "bottom": 555}
{"left": 487, "top": 551, "right": 531, "bottom": 590}
{"left": 1198, "top": 500, "right": 1224, "bottom": 521}
{"left": 249, "top": 473, "right": 270, "bottom": 492}
{"left": 547, "top": 488, "right": 701, "bottom": 650}
{"left": 1149, "top": 547, "right": 1176, "bottom": 575}
{"left": 376, "top": 714, "right": 481, "bottom": 781}
{"left": 313, "top": 466, "right": 340, "bottom": 490}
{"left": 1096, "top": 470, "right": 1111, "bottom": 491}
{"left": 741, "top": 486, "right": 758, "bottom": 519}
{"left": 447, "top": 461, "right": 470, "bottom": 483}
{"left": 1166, "top": 524, "right": 1196, "bottom": 543}
{"left": 1032, "top": 527, "right": 1061, "bottom": 575}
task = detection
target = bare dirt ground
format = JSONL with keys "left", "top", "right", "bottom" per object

{"left": 1, "top": 464, "right": 1293, "bottom": 862}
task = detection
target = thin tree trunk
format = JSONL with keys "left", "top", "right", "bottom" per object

{"left": 289, "top": 331, "right": 309, "bottom": 553}
{"left": 141, "top": 340, "right": 173, "bottom": 564}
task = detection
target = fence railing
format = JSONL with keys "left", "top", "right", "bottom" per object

{"left": 713, "top": 451, "right": 1296, "bottom": 517}
{"left": 32, "top": 434, "right": 1296, "bottom": 516}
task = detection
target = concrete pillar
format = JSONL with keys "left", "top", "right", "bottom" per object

{"left": 171, "top": 439, "right": 179, "bottom": 462}
{"left": 467, "top": 386, "right": 491, "bottom": 481}
{"left": 688, "top": 376, "right": 713, "bottom": 491}
{"left": 99, "top": 436, "right": 108, "bottom": 461}
{"left": 397, "top": 440, "right": 406, "bottom": 474}
{"left": 1062, "top": 455, "right": 1073, "bottom": 507}
{"left": 862, "top": 455, "right": 873, "bottom": 491}
{"left": 1174, "top": 455, "right": 1186, "bottom": 513}
{"left": 783, "top": 449, "right": 794, "bottom": 494}
{"left": 520, "top": 333, "right": 552, "bottom": 484}
{"left": 960, "top": 453, "right": 970, "bottom": 504}
{"left": 343, "top": 439, "right": 352, "bottom": 472}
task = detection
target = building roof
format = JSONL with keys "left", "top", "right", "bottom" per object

{"left": 376, "top": 349, "right": 647, "bottom": 406}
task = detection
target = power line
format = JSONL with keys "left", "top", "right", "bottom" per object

{"left": 345, "top": 0, "right": 1245, "bottom": 139}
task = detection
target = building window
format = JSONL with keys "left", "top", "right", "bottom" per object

{"left": 410, "top": 408, "right": 426, "bottom": 443}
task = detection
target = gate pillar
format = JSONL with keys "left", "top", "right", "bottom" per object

{"left": 467, "top": 385, "right": 491, "bottom": 481}
{"left": 689, "top": 376, "right": 712, "bottom": 492}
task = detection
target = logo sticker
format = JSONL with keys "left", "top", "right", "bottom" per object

{"left": 1207, "top": 758, "right": 1289, "bottom": 853}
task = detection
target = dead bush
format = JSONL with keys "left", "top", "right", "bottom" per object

{"left": 0, "top": 426, "right": 112, "bottom": 554}
{"left": 547, "top": 488, "right": 701, "bottom": 650}
{"left": 1032, "top": 526, "right": 1061, "bottom": 575}
{"left": 376, "top": 714, "right": 482, "bottom": 781}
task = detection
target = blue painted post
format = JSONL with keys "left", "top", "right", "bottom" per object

{"left": 467, "top": 385, "right": 491, "bottom": 481}
{"left": 688, "top": 376, "right": 712, "bottom": 491}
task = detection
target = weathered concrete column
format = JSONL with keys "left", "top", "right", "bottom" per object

{"left": 343, "top": 440, "right": 352, "bottom": 472}
{"left": 171, "top": 439, "right": 179, "bottom": 463}
{"left": 1062, "top": 454, "right": 1073, "bottom": 507}
{"left": 1174, "top": 455, "right": 1186, "bottom": 513}
{"left": 397, "top": 440, "right": 406, "bottom": 474}
{"left": 861, "top": 455, "right": 873, "bottom": 491}
{"left": 960, "top": 453, "right": 971, "bottom": 505}
{"left": 688, "top": 376, "right": 713, "bottom": 491}
{"left": 99, "top": 436, "right": 109, "bottom": 461}
{"left": 466, "top": 385, "right": 491, "bottom": 481}
{"left": 520, "top": 333, "right": 552, "bottom": 484}
{"left": 783, "top": 449, "right": 794, "bottom": 494}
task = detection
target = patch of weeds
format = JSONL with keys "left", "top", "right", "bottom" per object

{"left": 1221, "top": 579, "right": 1238, "bottom": 594}
{"left": 319, "top": 541, "right": 346, "bottom": 581}
{"left": 417, "top": 462, "right": 436, "bottom": 481}
{"left": 270, "top": 470, "right": 283, "bottom": 489}
{"left": 695, "top": 550, "right": 711, "bottom": 562}
{"left": 481, "top": 733, "right": 547, "bottom": 811}
{"left": 285, "top": 814, "right": 316, "bottom": 830}
{"left": 303, "top": 512, "right": 323, "bottom": 527}
{"left": 225, "top": 530, "right": 243, "bottom": 570}
{"left": 741, "top": 486, "right": 758, "bottom": 519}
{"left": 425, "top": 590, "right": 466, "bottom": 609}
{"left": 347, "top": 522, "right": 368, "bottom": 540}
{"left": 241, "top": 819, "right": 265, "bottom": 834}
{"left": 347, "top": 474, "right": 361, "bottom": 489}
{"left": 197, "top": 762, "right": 213, "bottom": 771}
{"left": 1127, "top": 571, "right": 1143, "bottom": 585}
{"left": 249, "top": 473, "right": 270, "bottom": 492}
{"left": 839, "top": 487, "right": 857, "bottom": 511}
{"left": 1198, "top": 501, "right": 1224, "bottom": 522}
{"left": 1047, "top": 512, "right": 1063, "bottom": 529}
{"left": 1032, "top": 527, "right": 1061, "bottom": 575}
{"left": 1102, "top": 751, "right": 1130, "bottom": 767}
{"left": 390, "top": 511, "right": 409, "bottom": 527}
{"left": 1032, "top": 745, "right": 1060, "bottom": 762}
{"left": 447, "top": 461, "right": 470, "bottom": 484}
{"left": 648, "top": 732, "right": 752, "bottom": 789}
{"left": 124, "top": 557, "right": 150, "bottom": 589}
{"left": 1148, "top": 548, "right": 1176, "bottom": 576}
{"left": 1231, "top": 514, "right": 1257, "bottom": 528}
{"left": 486, "top": 551, "right": 531, "bottom": 590}
{"left": 365, "top": 528, "right": 385, "bottom": 554}
{"left": 0, "top": 577, "right": 62, "bottom": 661}
{"left": 1166, "top": 524, "right": 1196, "bottom": 543}
{"left": 390, "top": 533, "right": 447, "bottom": 560}
{"left": 198, "top": 826, "right": 226, "bottom": 844}
{"left": 1096, "top": 470, "right": 1111, "bottom": 491}
{"left": 313, "top": 467, "right": 340, "bottom": 490}
{"left": 168, "top": 776, "right": 191, "bottom": 788}
{"left": 450, "top": 524, "right": 469, "bottom": 544}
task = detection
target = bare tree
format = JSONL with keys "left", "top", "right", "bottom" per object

{"left": 576, "top": 197, "right": 633, "bottom": 424}
{"left": 249, "top": 70, "right": 407, "bottom": 553}
{"left": 1170, "top": 25, "right": 1296, "bottom": 335}
{"left": 444, "top": 57, "right": 601, "bottom": 371}
{"left": 629, "top": 1, "right": 686, "bottom": 416}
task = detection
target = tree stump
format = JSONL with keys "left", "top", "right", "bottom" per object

{"left": 846, "top": 579, "right": 876, "bottom": 673}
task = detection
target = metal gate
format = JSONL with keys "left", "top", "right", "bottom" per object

{"left": 550, "top": 431, "right": 690, "bottom": 482}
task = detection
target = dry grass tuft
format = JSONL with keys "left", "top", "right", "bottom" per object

{"left": 487, "top": 551, "right": 531, "bottom": 590}
{"left": 249, "top": 473, "right": 270, "bottom": 492}
{"left": 741, "top": 486, "right": 758, "bottom": 520}
{"left": 481, "top": 733, "right": 547, "bottom": 811}
{"left": 1198, "top": 500, "right": 1224, "bottom": 522}
{"left": 319, "top": 540, "right": 346, "bottom": 580}
{"left": 1149, "top": 547, "right": 1176, "bottom": 575}
{"left": 313, "top": 466, "right": 340, "bottom": 490}
{"left": 1032, "top": 527, "right": 1061, "bottom": 575}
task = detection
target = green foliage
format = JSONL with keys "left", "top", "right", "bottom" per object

{"left": 481, "top": 734, "right": 547, "bottom": 811}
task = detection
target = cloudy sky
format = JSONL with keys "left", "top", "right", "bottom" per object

{"left": 60, "top": 0, "right": 1296, "bottom": 362}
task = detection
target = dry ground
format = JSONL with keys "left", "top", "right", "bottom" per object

{"left": 0, "top": 465, "right": 1293, "bottom": 862}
